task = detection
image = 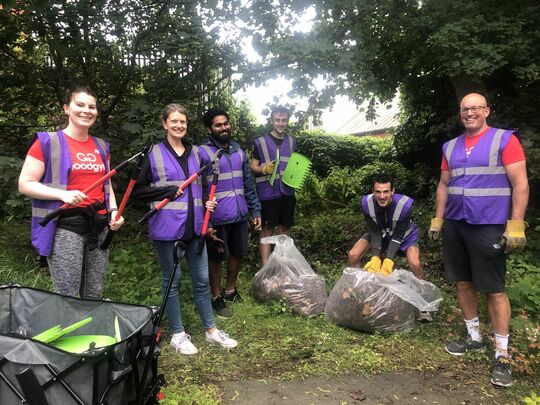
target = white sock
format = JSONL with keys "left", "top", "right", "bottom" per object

{"left": 494, "top": 333, "right": 510, "bottom": 359}
{"left": 464, "top": 317, "right": 482, "bottom": 342}
{"left": 224, "top": 289, "right": 235, "bottom": 295}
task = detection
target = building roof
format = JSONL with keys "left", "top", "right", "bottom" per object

{"left": 334, "top": 98, "right": 400, "bottom": 136}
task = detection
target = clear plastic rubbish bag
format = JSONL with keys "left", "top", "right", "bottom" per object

{"left": 252, "top": 235, "right": 327, "bottom": 317}
{"left": 325, "top": 267, "right": 443, "bottom": 333}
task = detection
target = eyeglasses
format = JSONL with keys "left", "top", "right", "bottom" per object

{"left": 459, "top": 106, "right": 488, "bottom": 114}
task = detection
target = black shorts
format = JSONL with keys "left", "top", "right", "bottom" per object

{"left": 442, "top": 220, "right": 506, "bottom": 293}
{"left": 207, "top": 221, "right": 249, "bottom": 262}
{"left": 261, "top": 196, "right": 296, "bottom": 229}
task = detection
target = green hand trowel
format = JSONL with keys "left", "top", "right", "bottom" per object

{"left": 33, "top": 325, "right": 62, "bottom": 343}
{"left": 33, "top": 316, "right": 93, "bottom": 344}
{"left": 282, "top": 152, "right": 312, "bottom": 189}
{"left": 268, "top": 149, "right": 280, "bottom": 186}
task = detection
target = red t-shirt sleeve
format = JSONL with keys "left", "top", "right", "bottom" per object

{"left": 502, "top": 134, "right": 526, "bottom": 166}
{"left": 440, "top": 156, "right": 449, "bottom": 171}
{"left": 27, "top": 139, "right": 44, "bottom": 161}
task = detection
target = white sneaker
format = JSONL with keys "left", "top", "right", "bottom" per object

{"left": 205, "top": 329, "right": 238, "bottom": 349}
{"left": 170, "top": 332, "right": 198, "bottom": 355}
{"left": 418, "top": 311, "right": 433, "bottom": 322}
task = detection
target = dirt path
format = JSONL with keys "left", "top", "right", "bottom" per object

{"left": 220, "top": 369, "right": 514, "bottom": 404}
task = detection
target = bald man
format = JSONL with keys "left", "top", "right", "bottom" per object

{"left": 429, "top": 92, "right": 529, "bottom": 387}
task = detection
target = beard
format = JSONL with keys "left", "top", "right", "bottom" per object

{"left": 211, "top": 130, "right": 231, "bottom": 144}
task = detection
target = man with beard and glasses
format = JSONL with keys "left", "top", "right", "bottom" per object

{"left": 199, "top": 109, "right": 261, "bottom": 318}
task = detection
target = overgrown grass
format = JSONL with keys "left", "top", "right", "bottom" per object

{"left": 0, "top": 217, "right": 538, "bottom": 404}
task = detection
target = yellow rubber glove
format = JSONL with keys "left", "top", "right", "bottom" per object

{"left": 500, "top": 220, "right": 528, "bottom": 253}
{"left": 428, "top": 218, "right": 444, "bottom": 241}
{"left": 364, "top": 256, "right": 381, "bottom": 273}
{"left": 380, "top": 258, "right": 394, "bottom": 275}
{"left": 262, "top": 162, "right": 275, "bottom": 175}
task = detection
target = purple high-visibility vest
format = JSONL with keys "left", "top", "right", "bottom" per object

{"left": 147, "top": 143, "right": 204, "bottom": 241}
{"left": 443, "top": 127, "right": 513, "bottom": 224}
{"left": 31, "top": 131, "right": 110, "bottom": 256}
{"left": 199, "top": 144, "right": 249, "bottom": 225}
{"left": 361, "top": 193, "right": 418, "bottom": 251}
{"left": 254, "top": 133, "right": 296, "bottom": 200}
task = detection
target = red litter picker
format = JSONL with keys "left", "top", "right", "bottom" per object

{"left": 39, "top": 145, "right": 151, "bottom": 227}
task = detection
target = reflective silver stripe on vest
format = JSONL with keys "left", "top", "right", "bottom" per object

{"left": 366, "top": 194, "right": 376, "bottom": 222}
{"left": 216, "top": 170, "right": 243, "bottom": 181}
{"left": 448, "top": 187, "right": 511, "bottom": 196}
{"left": 489, "top": 129, "right": 506, "bottom": 167}
{"left": 444, "top": 138, "right": 458, "bottom": 169}
{"left": 258, "top": 137, "right": 272, "bottom": 164}
{"left": 470, "top": 166, "right": 506, "bottom": 175}
{"left": 33, "top": 207, "right": 56, "bottom": 217}
{"left": 152, "top": 146, "right": 168, "bottom": 186}
{"left": 391, "top": 196, "right": 410, "bottom": 231}
{"left": 154, "top": 201, "right": 188, "bottom": 210}
{"left": 152, "top": 197, "right": 204, "bottom": 210}
{"left": 287, "top": 134, "right": 293, "bottom": 153}
{"left": 214, "top": 189, "right": 245, "bottom": 199}
{"left": 200, "top": 145, "right": 217, "bottom": 161}
{"left": 450, "top": 168, "right": 464, "bottom": 177}
{"left": 451, "top": 166, "right": 506, "bottom": 177}
{"left": 48, "top": 132, "right": 66, "bottom": 190}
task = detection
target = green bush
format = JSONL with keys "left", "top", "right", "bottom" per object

{"left": 296, "top": 161, "right": 436, "bottom": 216}
{"left": 296, "top": 130, "right": 393, "bottom": 176}
{"left": 506, "top": 223, "right": 540, "bottom": 322}
{"left": 0, "top": 156, "right": 29, "bottom": 220}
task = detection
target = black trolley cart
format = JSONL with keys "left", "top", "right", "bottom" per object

{"left": 0, "top": 284, "right": 163, "bottom": 404}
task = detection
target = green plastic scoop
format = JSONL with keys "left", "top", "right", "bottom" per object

{"left": 52, "top": 335, "right": 117, "bottom": 353}
{"left": 282, "top": 153, "right": 312, "bottom": 189}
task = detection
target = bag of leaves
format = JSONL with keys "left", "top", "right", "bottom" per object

{"left": 252, "top": 235, "right": 327, "bottom": 317}
{"left": 325, "top": 267, "right": 443, "bottom": 333}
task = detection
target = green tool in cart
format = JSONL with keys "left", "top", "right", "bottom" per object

{"left": 268, "top": 149, "right": 280, "bottom": 186}
{"left": 282, "top": 152, "right": 312, "bottom": 189}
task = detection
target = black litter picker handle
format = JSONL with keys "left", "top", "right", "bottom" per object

{"left": 100, "top": 144, "right": 152, "bottom": 249}
{"left": 136, "top": 240, "right": 186, "bottom": 405}
{"left": 39, "top": 147, "right": 148, "bottom": 227}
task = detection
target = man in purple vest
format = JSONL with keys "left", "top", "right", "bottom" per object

{"left": 200, "top": 109, "right": 262, "bottom": 319}
{"left": 250, "top": 106, "right": 296, "bottom": 265}
{"left": 429, "top": 92, "right": 529, "bottom": 387}
{"left": 348, "top": 174, "right": 424, "bottom": 280}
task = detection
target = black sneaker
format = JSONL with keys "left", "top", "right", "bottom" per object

{"left": 445, "top": 336, "right": 485, "bottom": 356}
{"left": 222, "top": 289, "right": 242, "bottom": 303}
{"left": 491, "top": 357, "right": 513, "bottom": 387}
{"left": 212, "top": 296, "right": 233, "bottom": 319}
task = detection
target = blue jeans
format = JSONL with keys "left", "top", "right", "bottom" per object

{"left": 153, "top": 239, "right": 216, "bottom": 334}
